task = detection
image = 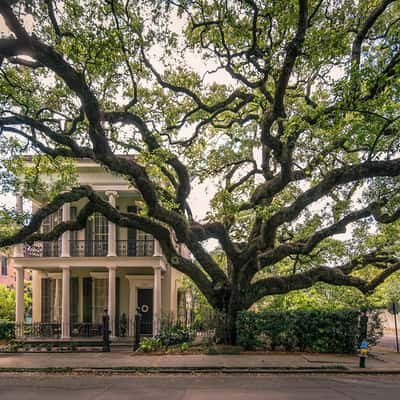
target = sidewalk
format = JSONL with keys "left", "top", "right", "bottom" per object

{"left": 1, "top": 349, "right": 400, "bottom": 374}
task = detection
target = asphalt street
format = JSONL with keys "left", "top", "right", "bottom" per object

{"left": 1, "top": 374, "right": 400, "bottom": 400}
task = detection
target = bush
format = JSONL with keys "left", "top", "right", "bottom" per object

{"left": 156, "top": 322, "right": 194, "bottom": 347}
{"left": 0, "top": 321, "right": 15, "bottom": 340}
{"left": 137, "top": 337, "right": 162, "bottom": 352}
{"left": 236, "top": 309, "right": 382, "bottom": 353}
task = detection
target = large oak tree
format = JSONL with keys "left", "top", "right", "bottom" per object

{"left": 1, "top": 0, "right": 400, "bottom": 343}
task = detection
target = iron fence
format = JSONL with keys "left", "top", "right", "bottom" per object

{"left": 116, "top": 239, "right": 155, "bottom": 256}
{"left": 23, "top": 241, "right": 60, "bottom": 257}
{"left": 15, "top": 322, "right": 62, "bottom": 338}
{"left": 70, "top": 240, "right": 108, "bottom": 257}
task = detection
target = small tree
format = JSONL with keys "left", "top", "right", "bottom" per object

{"left": 0, "top": 284, "right": 16, "bottom": 321}
{"left": 0, "top": 283, "right": 31, "bottom": 321}
{"left": 1, "top": 1, "right": 400, "bottom": 343}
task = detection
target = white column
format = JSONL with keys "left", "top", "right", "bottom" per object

{"left": 61, "top": 202, "right": 70, "bottom": 257}
{"left": 153, "top": 267, "right": 162, "bottom": 335}
{"left": 107, "top": 266, "right": 116, "bottom": 337}
{"left": 14, "top": 193, "right": 24, "bottom": 257}
{"left": 105, "top": 191, "right": 118, "bottom": 257}
{"left": 53, "top": 278, "right": 61, "bottom": 321}
{"left": 15, "top": 266, "right": 24, "bottom": 338}
{"left": 154, "top": 240, "right": 162, "bottom": 256}
{"left": 61, "top": 266, "right": 70, "bottom": 339}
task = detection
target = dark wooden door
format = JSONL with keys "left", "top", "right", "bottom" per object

{"left": 137, "top": 288, "right": 153, "bottom": 335}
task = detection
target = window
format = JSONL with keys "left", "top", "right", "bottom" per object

{"left": 41, "top": 209, "right": 62, "bottom": 234}
{"left": 41, "top": 209, "right": 62, "bottom": 256}
{"left": 50, "top": 279, "right": 62, "bottom": 321}
{"left": 85, "top": 212, "right": 108, "bottom": 256}
{"left": 93, "top": 278, "right": 108, "bottom": 323}
{"left": 41, "top": 278, "right": 62, "bottom": 322}
{"left": 137, "top": 230, "right": 154, "bottom": 256}
{"left": 1, "top": 256, "right": 7, "bottom": 275}
{"left": 70, "top": 206, "right": 78, "bottom": 242}
{"left": 94, "top": 212, "right": 108, "bottom": 242}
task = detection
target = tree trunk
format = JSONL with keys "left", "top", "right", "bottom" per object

{"left": 216, "top": 292, "right": 242, "bottom": 345}
{"left": 223, "top": 307, "right": 239, "bottom": 345}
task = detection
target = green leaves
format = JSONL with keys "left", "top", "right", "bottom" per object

{"left": 236, "top": 309, "right": 378, "bottom": 353}
{"left": 3, "top": 155, "right": 78, "bottom": 201}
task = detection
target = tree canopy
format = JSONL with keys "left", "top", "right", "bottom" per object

{"left": 1, "top": 0, "right": 400, "bottom": 342}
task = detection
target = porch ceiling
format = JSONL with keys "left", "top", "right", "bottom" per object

{"left": 26, "top": 266, "right": 158, "bottom": 275}
{"left": 13, "top": 256, "right": 166, "bottom": 271}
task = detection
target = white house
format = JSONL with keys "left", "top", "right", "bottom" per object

{"left": 11, "top": 157, "right": 186, "bottom": 340}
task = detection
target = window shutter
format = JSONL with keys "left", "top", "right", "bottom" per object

{"left": 83, "top": 277, "right": 92, "bottom": 323}
{"left": 85, "top": 218, "right": 93, "bottom": 256}
{"left": 127, "top": 206, "right": 137, "bottom": 256}
{"left": 1, "top": 256, "right": 7, "bottom": 275}
{"left": 41, "top": 278, "right": 51, "bottom": 323}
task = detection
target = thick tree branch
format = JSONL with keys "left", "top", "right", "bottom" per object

{"left": 351, "top": 0, "right": 395, "bottom": 71}
{"left": 260, "top": 159, "right": 400, "bottom": 246}
{"left": 246, "top": 266, "right": 367, "bottom": 308}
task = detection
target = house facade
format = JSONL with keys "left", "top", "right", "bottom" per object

{"left": 0, "top": 252, "right": 31, "bottom": 288}
{"left": 0, "top": 253, "right": 13, "bottom": 287}
{"left": 11, "top": 158, "right": 185, "bottom": 339}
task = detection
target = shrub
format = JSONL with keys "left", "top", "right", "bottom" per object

{"left": 0, "top": 321, "right": 15, "bottom": 340}
{"left": 156, "top": 322, "right": 194, "bottom": 347}
{"left": 137, "top": 337, "right": 162, "bottom": 353}
{"left": 236, "top": 309, "right": 382, "bottom": 353}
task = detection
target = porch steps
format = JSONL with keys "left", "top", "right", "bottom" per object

{"left": 110, "top": 339, "right": 134, "bottom": 351}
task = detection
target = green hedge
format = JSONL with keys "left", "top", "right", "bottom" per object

{"left": 237, "top": 310, "right": 380, "bottom": 353}
{"left": 0, "top": 321, "right": 15, "bottom": 340}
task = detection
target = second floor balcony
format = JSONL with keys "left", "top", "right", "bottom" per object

{"left": 23, "top": 238, "right": 155, "bottom": 258}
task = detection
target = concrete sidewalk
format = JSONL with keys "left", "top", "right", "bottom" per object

{"left": 1, "top": 350, "right": 400, "bottom": 373}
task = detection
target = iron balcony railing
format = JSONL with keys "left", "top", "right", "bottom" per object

{"left": 23, "top": 241, "right": 60, "bottom": 257}
{"left": 116, "top": 239, "right": 155, "bottom": 256}
{"left": 23, "top": 239, "right": 155, "bottom": 257}
{"left": 70, "top": 240, "right": 108, "bottom": 257}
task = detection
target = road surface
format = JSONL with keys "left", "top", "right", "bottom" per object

{"left": 1, "top": 374, "right": 400, "bottom": 400}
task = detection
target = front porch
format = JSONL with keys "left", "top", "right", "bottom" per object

{"left": 14, "top": 264, "right": 165, "bottom": 340}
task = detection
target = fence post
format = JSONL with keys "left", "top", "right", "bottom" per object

{"left": 133, "top": 307, "right": 142, "bottom": 351}
{"left": 102, "top": 308, "right": 110, "bottom": 352}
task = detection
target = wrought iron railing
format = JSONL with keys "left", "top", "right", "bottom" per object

{"left": 23, "top": 239, "right": 155, "bottom": 257}
{"left": 70, "top": 240, "right": 108, "bottom": 257}
{"left": 23, "top": 241, "right": 60, "bottom": 257}
{"left": 116, "top": 239, "right": 155, "bottom": 256}
{"left": 140, "top": 319, "right": 153, "bottom": 335}
{"left": 12, "top": 319, "right": 149, "bottom": 339}
{"left": 16, "top": 322, "right": 62, "bottom": 338}
{"left": 70, "top": 322, "right": 103, "bottom": 337}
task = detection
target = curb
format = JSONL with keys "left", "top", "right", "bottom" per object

{"left": 1, "top": 366, "right": 400, "bottom": 375}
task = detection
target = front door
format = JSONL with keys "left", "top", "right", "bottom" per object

{"left": 137, "top": 288, "right": 153, "bottom": 335}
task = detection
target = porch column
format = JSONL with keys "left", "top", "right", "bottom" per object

{"left": 154, "top": 240, "right": 161, "bottom": 256}
{"left": 107, "top": 266, "right": 116, "bottom": 337}
{"left": 106, "top": 191, "right": 118, "bottom": 257}
{"left": 15, "top": 266, "right": 24, "bottom": 338}
{"left": 153, "top": 266, "right": 162, "bottom": 335}
{"left": 53, "top": 278, "right": 61, "bottom": 321}
{"left": 61, "top": 202, "right": 70, "bottom": 257}
{"left": 61, "top": 266, "right": 70, "bottom": 339}
{"left": 14, "top": 193, "right": 24, "bottom": 257}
